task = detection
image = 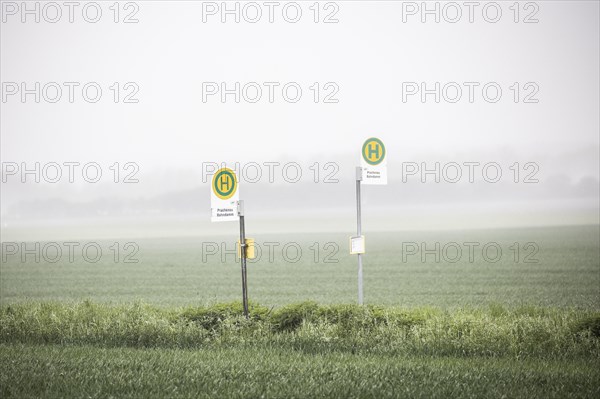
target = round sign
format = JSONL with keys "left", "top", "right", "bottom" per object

{"left": 212, "top": 168, "right": 237, "bottom": 200}
{"left": 362, "top": 138, "right": 386, "bottom": 165}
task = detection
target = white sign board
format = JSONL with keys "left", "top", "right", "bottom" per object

{"left": 210, "top": 167, "right": 239, "bottom": 222}
{"left": 360, "top": 137, "right": 387, "bottom": 185}
{"left": 350, "top": 235, "right": 365, "bottom": 254}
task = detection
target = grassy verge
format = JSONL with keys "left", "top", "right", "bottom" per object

{"left": 1, "top": 301, "right": 599, "bottom": 397}
{"left": 1, "top": 301, "right": 599, "bottom": 359}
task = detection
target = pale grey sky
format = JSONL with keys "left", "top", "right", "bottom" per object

{"left": 1, "top": 1, "right": 598, "bottom": 238}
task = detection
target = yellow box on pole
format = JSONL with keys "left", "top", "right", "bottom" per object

{"left": 237, "top": 238, "right": 255, "bottom": 259}
{"left": 245, "top": 239, "right": 255, "bottom": 259}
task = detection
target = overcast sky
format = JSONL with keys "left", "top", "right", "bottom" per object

{"left": 1, "top": 1, "right": 598, "bottom": 238}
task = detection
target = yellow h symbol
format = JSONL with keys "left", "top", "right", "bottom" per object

{"left": 368, "top": 143, "right": 380, "bottom": 160}
{"left": 220, "top": 174, "right": 230, "bottom": 190}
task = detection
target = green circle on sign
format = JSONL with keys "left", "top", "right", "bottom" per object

{"left": 212, "top": 169, "right": 237, "bottom": 200}
{"left": 362, "top": 138, "right": 386, "bottom": 165}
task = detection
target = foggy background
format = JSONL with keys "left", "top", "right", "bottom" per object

{"left": 1, "top": 1, "right": 598, "bottom": 241}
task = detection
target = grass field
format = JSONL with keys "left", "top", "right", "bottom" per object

{"left": 1, "top": 225, "right": 599, "bottom": 397}
{"left": 2, "top": 344, "right": 598, "bottom": 398}
{"left": 1, "top": 225, "right": 599, "bottom": 308}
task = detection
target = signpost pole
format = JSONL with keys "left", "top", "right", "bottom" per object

{"left": 356, "top": 167, "right": 364, "bottom": 305}
{"left": 238, "top": 200, "right": 249, "bottom": 319}
{"left": 354, "top": 138, "right": 385, "bottom": 305}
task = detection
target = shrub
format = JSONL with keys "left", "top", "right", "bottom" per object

{"left": 270, "top": 301, "right": 319, "bottom": 332}
{"left": 572, "top": 315, "right": 600, "bottom": 338}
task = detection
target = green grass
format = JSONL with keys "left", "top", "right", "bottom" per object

{"left": 0, "top": 301, "right": 599, "bottom": 398}
{"left": 1, "top": 225, "right": 599, "bottom": 308}
{"left": 1, "top": 225, "right": 598, "bottom": 397}
{"left": 2, "top": 344, "right": 599, "bottom": 399}
{"left": 1, "top": 301, "right": 599, "bottom": 358}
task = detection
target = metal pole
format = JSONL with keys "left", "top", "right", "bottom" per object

{"left": 238, "top": 201, "right": 249, "bottom": 319}
{"left": 356, "top": 167, "right": 363, "bottom": 305}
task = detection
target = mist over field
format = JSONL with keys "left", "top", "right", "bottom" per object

{"left": 2, "top": 149, "right": 598, "bottom": 240}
